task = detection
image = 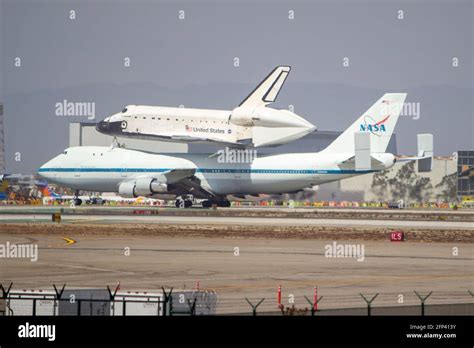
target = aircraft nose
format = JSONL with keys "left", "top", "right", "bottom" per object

{"left": 37, "top": 161, "right": 50, "bottom": 179}
{"left": 96, "top": 120, "right": 110, "bottom": 133}
{"left": 96, "top": 118, "right": 124, "bottom": 136}
{"left": 38, "top": 154, "right": 61, "bottom": 180}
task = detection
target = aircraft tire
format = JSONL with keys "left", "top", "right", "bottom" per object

{"left": 217, "top": 200, "right": 231, "bottom": 208}
{"left": 201, "top": 200, "right": 213, "bottom": 208}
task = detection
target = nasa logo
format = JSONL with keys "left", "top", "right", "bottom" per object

{"left": 359, "top": 115, "right": 389, "bottom": 136}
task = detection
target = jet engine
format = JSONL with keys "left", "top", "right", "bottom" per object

{"left": 118, "top": 179, "right": 168, "bottom": 198}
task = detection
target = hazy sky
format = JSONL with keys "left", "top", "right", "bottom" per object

{"left": 2, "top": 0, "right": 473, "bottom": 173}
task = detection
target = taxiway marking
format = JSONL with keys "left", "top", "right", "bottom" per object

{"left": 62, "top": 237, "right": 76, "bottom": 245}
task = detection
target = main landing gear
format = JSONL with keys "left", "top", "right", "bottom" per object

{"left": 201, "top": 199, "right": 231, "bottom": 208}
{"left": 175, "top": 196, "right": 193, "bottom": 208}
{"left": 174, "top": 196, "right": 231, "bottom": 208}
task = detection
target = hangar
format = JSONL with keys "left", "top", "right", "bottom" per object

{"left": 457, "top": 150, "right": 474, "bottom": 199}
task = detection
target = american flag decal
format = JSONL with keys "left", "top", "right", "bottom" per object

{"left": 185, "top": 125, "right": 192, "bottom": 132}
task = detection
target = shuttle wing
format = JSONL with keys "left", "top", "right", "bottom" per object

{"left": 239, "top": 66, "right": 291, "bottom": 108}
{"left": 170, "top": 135, "right": 249, "bottom": 148}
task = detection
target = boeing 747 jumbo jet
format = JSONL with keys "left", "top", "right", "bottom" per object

{"left": 95, "top": 66, "right": 317, "bottom": 148}
{"left": 39, "top": 93, "right": 433, "bottom": 208}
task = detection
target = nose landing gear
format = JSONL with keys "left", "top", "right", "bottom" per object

{"left": 72, "top": 190, "right": 82, "bottom": 206}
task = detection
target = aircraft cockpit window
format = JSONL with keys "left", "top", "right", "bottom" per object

{"left": 122, "top": 108, "right": 128, "bottom": 113}
{"left": 63, "top": 151, "right": 68, "bottom": 155}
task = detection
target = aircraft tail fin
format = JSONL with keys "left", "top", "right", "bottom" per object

{"left": 323, "top": 93, "right": 407, "bottom": 154}
{"left": 239, "top": 66, "right": 291, "bottom": 108}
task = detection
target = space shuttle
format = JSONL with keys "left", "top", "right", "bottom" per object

{"left": 96, "top": 66, "right": 316, "bottom": 148}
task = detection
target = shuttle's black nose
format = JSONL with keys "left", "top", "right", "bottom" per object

{"left": 96, "top": 120, "right": 110, "bottom": 133}
{"left": 96, "top": 120, "right": 125, "bottom": 136}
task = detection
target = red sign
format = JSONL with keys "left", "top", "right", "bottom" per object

{"left": 390, "top": 231, "right": 404, "bottom": 242}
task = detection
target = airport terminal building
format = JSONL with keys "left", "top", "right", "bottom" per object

{"left": 457, "top": 150, "right": 474, "bottom": 199}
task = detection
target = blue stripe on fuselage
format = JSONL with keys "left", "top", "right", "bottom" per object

{"left": 38, "top": 167, "right": 376, "bottom": 175}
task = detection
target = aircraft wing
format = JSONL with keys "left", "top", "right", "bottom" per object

{"left": 160, "top": 168, "right": 217, "bottom": 198}
{"left": 338, "top": 155, "right": 385, "bottom": 168}
{"left": 126, "top": 168, "right": 216, "bottom": 199}
{"left": 396, "top": 155, "right": 431, "bottom": 162}
{"left": 160, "top": 168, "right": 197, "bottom": 184}
{"left": 395, "top": 134, "right": 434, "bottom": 172}
{"left": 170, "top": 176, "right": 216, "bottom": 199}
{"left": 239, "top": 66, "right": 291, "bottom": 108}
{"left": 394, "top": 155, "right": 433, "bottom": 173}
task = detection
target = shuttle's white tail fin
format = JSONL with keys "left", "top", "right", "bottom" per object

{"left": 239, "top": 66, "right": 291, "bottom": 108}
{"left": 323, "top": 93, "right": 407, "bottom": 154}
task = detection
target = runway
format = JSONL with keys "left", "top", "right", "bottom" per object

{"left": 0, "top": 230, "right": 472, "bottom": 314}
{"left": 1, "top": 205, "right": 472, "bottom": 314}
{"left": 2, "top": 205, "right": 474, "bottom": 214}
{"left": 0, "top": 213, "right": 473, "bottom": 230}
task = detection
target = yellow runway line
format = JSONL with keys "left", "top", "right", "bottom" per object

{"left": 62, "top": 237, "right": 76, "bottom": 245}
{"left": 47, "top": 237, "right": 77, "bottom": 247}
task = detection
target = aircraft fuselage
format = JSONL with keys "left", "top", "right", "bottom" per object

{"left": 38, "top": 146, "right": 395, "bottom": 197}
